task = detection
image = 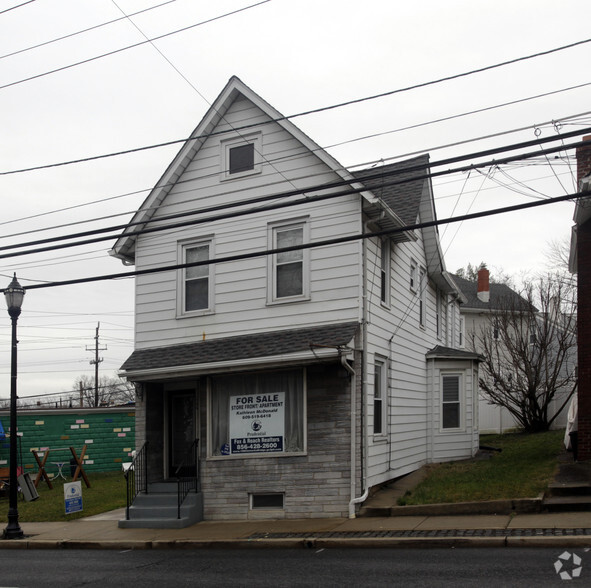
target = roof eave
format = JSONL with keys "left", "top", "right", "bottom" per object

{"left": 119, "top": 347, "right": 343, "bottom": 382}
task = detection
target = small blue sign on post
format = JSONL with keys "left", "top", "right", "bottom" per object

{"left": 64, "top": 481, "right": 83, "bottom": 515}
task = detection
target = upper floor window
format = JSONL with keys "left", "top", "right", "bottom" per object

{"left": 458, "top": 316, "right": 465, "bottom": 348}
{"left": 268, "top": 219, "right": 310, "bottom": 303}
{"left": 220, "top": 132, "right": 262, "bottom": 180}
{"left": 229, "top": 143, "right": 254, "bottom": 174}
{"left": 178, "top": 238, "right": 214, "bottom": 315}
{"left": 419, "top": 268, "right": 426, "bottom": 328}
{"left": 410, "top": 259, "right": 417, "bottom": 291}
{"left": 380, "top": 239, "right": 390, "bottom": 305}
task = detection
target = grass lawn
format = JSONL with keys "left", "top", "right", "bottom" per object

{"left": 0, "top": 471, "right": 127, "bottom": 522}
{"left": 398, "top": 430, "right": 565, "bottom": 505}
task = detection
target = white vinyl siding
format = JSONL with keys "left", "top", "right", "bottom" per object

{"left": 132, "top": 95, "right": 360, "bottom": 348}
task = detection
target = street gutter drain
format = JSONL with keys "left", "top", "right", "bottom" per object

{"left": 248, "top": 528, "right": 591, "bottom": 539}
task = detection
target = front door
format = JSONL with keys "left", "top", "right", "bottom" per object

{"left": 167, "top": 391, "right": 196, "bottom": 478}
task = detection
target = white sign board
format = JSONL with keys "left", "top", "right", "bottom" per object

{"left": 64, "top": 481, "right": 83, "bottom": 514}
{"left": 229, "top": 392, "right": 285, "bottom": 454}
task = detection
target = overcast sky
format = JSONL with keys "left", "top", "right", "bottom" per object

{"left": 0, "top": 0, "right": 589, "bottom": 402}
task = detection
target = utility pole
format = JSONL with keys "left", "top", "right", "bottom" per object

{"left": 86, "top": 323, "right": 107, "bottom": 407}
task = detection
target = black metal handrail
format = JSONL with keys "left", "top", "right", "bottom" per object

{"left": 124, "top": 442, "right": 148, "bottom": 520}
{"left": 174, "top": 439, "right": 199, "bottom": 519}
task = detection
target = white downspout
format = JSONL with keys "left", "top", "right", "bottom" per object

{"left": 348, "top": 224, "right": 370, "bottom": 518}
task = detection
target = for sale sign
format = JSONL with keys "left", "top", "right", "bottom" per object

{"left": 64, "top": 481, "right": 83, "bottom": 514}
{"left": 229, "top": 392, "right": 285, "bottom": 454}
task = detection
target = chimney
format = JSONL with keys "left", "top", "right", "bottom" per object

{"left": 477, "top": 267, "right": 490, "bottom": 303}
{"left": 576, "top": 135, "right": 591, "bottom": 186}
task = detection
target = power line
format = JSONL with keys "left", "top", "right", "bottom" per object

{"left": 0, "top": 0, "right": 178, "bottom": 60}
{"left": 1, "top": 132, "right": 589, "bottom": 261}
{"left": 15, "top": 189, "right": 590, "bottom": 293}
{"left": 0, "top": 0, "right": 36, "bottom": 15}
{"left": 0, "top": 0, "right": 272, "bottom": 92}
{"left": 1, "top": 37, "right": 589, "bottom": 176}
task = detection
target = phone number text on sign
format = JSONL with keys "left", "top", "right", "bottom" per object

{"left": 231, "top": 436, "right": 284, "bottom": 454}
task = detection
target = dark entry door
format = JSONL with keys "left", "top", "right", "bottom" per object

{"left": 168, "top": 391, "right": 196, "bottom": 478}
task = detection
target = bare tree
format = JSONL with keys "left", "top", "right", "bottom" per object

{"left": 73, "top": 374, "right": 135, "bottom": 407}
{"left": 473, "top": 274, "right": 577, "bottom": 433}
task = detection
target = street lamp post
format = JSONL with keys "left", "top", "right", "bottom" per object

{"left": 3, "top": 273, "right": 25, "bottom": 540}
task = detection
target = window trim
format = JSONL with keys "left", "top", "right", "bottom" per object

{"left": 440, "top": 372, "right": 464, "bottom": 431}
{"left": 177, "top": 237, "right": 215, "bottom": 317}
{"left": 267, "top": 218, "right": 310, "bottom": 305}
{"left": 373, "top": 357, "right": 387, "bottom": 437}
{"left": 380, "top": 239, "right": 390, "bottom": 307}
{"left": 410, "top": 259, "right": 418, "bottom": 292}
{"left": 220, "top": 132, "right": 262, "bottom": 181}
{"left": 419, "top": 267, "right": 427, "bottom": 328}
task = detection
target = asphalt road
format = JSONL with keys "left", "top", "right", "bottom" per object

{"left": 0, "top": 547, "right": 586, "bottom": 586}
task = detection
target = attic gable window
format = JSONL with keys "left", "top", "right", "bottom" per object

{"left": 229, "top": 143, "right": 254, "bottom": 174}
{"left": 221, "top": 133, "right": 262, "bottom": 180}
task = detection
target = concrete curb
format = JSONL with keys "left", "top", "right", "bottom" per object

{"left": 2, "top": 535, "right": 591, "bottom": 549}
{"left": 363, "top": 497, "right": 543, "bottom": 518}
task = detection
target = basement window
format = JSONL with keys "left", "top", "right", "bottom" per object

{"left": 250, "top": 493, "right": 284, "bottom": 510}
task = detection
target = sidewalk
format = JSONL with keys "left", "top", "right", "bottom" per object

{"left": 0, "top": 508, "right": 588, "bottom": 550}
{"left": 3, "top": 451, "right": 590, "bottom": 550}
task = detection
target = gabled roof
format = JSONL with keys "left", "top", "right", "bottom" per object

{"left": 110, "top": 76, "right": 375, "bottom": 264}
{"left": 453, "top": 274, "right": 532, "bottom": 312}
{"left": 352, "top": 154, "right": 428, "bottom": 226}
{"left": 120, "top": 322, "right": 359, "bottom": 380}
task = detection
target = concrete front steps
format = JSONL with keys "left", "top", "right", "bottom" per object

{"left": 118, "top": 481, "right": 204, "bottom": 529}
{"left": 543, "top": 481, "right": 591, "bottom": 512}
{"left": 542, "top": 454, "right": 591, "bottom": 513}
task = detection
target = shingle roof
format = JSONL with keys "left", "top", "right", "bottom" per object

{"left": 352, "top": 154, "right": 429, "bottom": 225}
{"left": 425, "top": 345, "right": 484, "bottom": 361}
{"left": 121, "top": 322, "right": 359, "bottom": 373}
{"left": 453, "top": 275, "right": 532, "bottom": 312}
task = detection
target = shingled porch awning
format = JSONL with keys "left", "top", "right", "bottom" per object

{"left": 120, "top": 322, "right": 359, "bottom": 381}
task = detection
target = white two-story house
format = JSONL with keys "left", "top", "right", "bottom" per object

{"left": 110, "top": 77, "right": 481, "bottom": 527}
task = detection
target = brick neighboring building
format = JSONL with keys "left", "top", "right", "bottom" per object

{"left": 570, "top": 135, "right": 591, "bottom": 460}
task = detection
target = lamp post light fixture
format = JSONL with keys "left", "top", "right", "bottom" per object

{"left": 3, "top": 273, "right": 25, "bottom": 540}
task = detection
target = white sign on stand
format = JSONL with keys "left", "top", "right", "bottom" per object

{"left": 64, "top": 481, "right": 83, "bottom": 514}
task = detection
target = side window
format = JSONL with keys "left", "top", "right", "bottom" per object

{"left": 441, "top": 374, "right": 462, "bottom": 430}
{"left": 178, "top": 238, "right": 214, "bottom": 314}
{"left": 220, "top": 133, "right": 262, "bottom": 180}
{"left": 380, "top": 239, "right": 390, "bottom": 305}
{"left": 373, "top": 358, "right": 387, "bottom": 435}
{"left": 410, "top": 259, "right": 417, "bottom": 291}
{"left": 419, "top": 268, "right": 426, "bottom": 327}
{"left": 268, "top": 219, "right": 310, "bottom": 303}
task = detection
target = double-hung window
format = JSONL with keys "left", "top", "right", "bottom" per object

{"left": 268, "top": 219, "right": 309, "bottom": 302}
{"left": 419, "top": 268, "right": 426, "bottom": 328}
{"left": 380, "top": 239, "right": 390, "bottom": 305}
{"left": 441, "top": 374, "right": 462, "bottom": 430}
{"left": 373, "top": 358, "right": 387, "bottom": 435}
{"left": 179, "top": 238, "right": 214, "bottom": 314}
